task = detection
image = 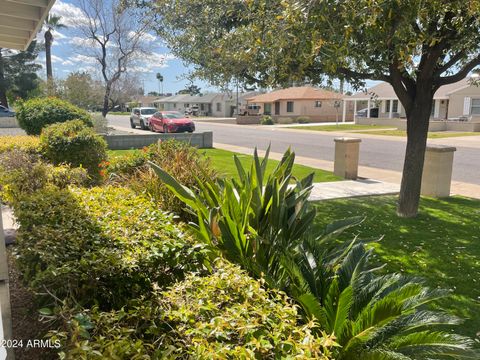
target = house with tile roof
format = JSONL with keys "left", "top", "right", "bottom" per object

{"left": 344, "top": 78, "right": 480, "bottom": 122}
{"left": 245, "top": 86, "right": 354, "bottom": 122}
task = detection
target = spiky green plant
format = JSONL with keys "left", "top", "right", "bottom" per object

{"left": 150, "top": 146, "right": 477, "bottom": 359}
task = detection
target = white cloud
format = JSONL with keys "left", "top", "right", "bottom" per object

{"left": 51, "top": 54, "right": 63, "bottom": 63}
{"left": 50, "top": 0, "right": 88, "bottom": 27}
{"left": 62, "top": 59, "right": 74, "bottom": 66}
{"left": 69, "top": 54, "right": 98, "bottom": 65}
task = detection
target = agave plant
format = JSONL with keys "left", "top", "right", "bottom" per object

{"left": 150, "top": 147, "right": 315, "bottom": 285}
{"left": 150, "top": 147, "right": 477, "bottom": 359}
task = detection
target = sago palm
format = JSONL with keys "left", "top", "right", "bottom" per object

{"left": 285, "top": 233, "right": 477, "bottom": 359}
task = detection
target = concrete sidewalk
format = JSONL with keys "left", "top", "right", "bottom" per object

{"left": 310, "top": 179, "right": 399, "bottom": 201}
{"left": 215, "top": 142, "right": 480, "bottom": 199}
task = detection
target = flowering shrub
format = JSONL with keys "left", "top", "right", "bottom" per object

{"left": 0, "top": 135, "right": 40, "bottom": 154}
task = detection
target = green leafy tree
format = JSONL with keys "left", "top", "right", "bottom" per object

{"left": 63, "top": 71, "right": 103, "bottom": 110}
{"left": 177, "top": 84, "right": 202, "bottom": 96}
{"left": 148, "top": 0, "right": 480, "bottom": 217}
{"left": 44, "top": 14, "right": 67, "bottom": 82}
{"left": 0, "top": 42, "right": 42, "bottom": 107}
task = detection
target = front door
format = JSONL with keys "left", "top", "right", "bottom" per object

{"left": 274, "top": 102, "right": 280, "bottom": 115}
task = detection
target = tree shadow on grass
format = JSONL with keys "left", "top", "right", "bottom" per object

{"left": 312, "top": 195, "right": 480, "bottom": 340}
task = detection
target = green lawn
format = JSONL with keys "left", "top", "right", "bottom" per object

{"left": 313, "top": 195, "right": 480, "bottom": 339}
{"left": 289, "top": 124, "right": 395, "bottom": 131}
{"left": 357, "top": 129, "right": 479, "bottom": 138}
{"left": 108, "top": 148, "right": 341, "bottom": 183}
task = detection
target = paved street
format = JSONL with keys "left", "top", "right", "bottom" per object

{"left": 108, "top": 115, "right": 480, "bottom": 185}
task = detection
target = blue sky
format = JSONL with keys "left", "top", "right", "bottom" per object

{"left": 38, "top": 0, "right": 214, "bottom": 95}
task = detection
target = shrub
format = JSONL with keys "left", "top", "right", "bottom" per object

{"left": 0, "top": 135, "right": 40, "bottom": 154}
{"left": 0, "top": 149, "right": 88, "bottom": 204}
{"left": 13, "top": 186, "right": 208, "bottom": 309}
{"left": 56, "top": 261, "right": 334, "bottom": 359}
{"left": 297, "top": 116, "right": 311, "bottom": 124}
{"left": 260, "top": 115, "right": 274, "bottom": 125}
{"left": 106, "top": 141, "right": 216, "bottom": 220}
{"left": 16, "top": 97, "right": 93, "bottom": 135}
{"left": 40, "top": 120, "right": 107, "bottom": 183}
{"left": 276, "top": 116, "right": 294, "bottom": 124}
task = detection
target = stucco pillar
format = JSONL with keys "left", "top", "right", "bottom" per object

{"left": 389, "top": 100, "right": 393, "bottom": 118}
{"left": 421, "top": 145, "right": 456, "bottom": 197}
{"left": 334, "top": 137, "right": 361, "bottom": 180}
{"left": 367, "top": 99, "right": 371, "bottom": 118}
{"left": 353, "top": 100, "right": 358, "bottom": 123}
{"left": 342, "top": 100, "right": 347, "bottom": 122}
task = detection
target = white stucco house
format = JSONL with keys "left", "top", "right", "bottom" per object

{"left": 344, "top": 77, "right": 480, "bottom": 122}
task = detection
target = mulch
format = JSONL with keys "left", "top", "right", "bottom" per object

{"left": 7, "top": 246, "right": 57, "bottom": 360}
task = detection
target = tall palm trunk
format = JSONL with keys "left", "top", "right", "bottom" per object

{"left": 44, "top": 30, "right": 53, "bottom": 80}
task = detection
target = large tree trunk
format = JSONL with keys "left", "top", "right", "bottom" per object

{"left": 0, "top": 49, "right": 8, "bottom": 107}
{"left": 102, "top": 83, "right": 112, "bottom": 118}
{"left": 397, "top": 95, "right": 433, "bottom": 218}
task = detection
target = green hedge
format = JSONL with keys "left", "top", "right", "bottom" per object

{"left": 40, "top": 120, "right": 107, "bottom": 183}
{"left": 16, "top": 97, "right": 93, "bottom": 135}
{"left": 57, "top": 261, "right": 333, "bottom": 359}
{"left": 0, "top": 135, "right": 40, "bottom": 154}
{"left": 13, "top": 186, "right": 208, "bottom": 309}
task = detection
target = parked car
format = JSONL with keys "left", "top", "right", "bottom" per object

{"left": 238, "top": 104, "right": 261, "bottom": 116}
{"left": 185, "top": 105, "right": 199, "bottom": 117}
{"left": 356, "top": 107, "right": 379, "bottom": 118}
{"left": 0, "top": 105, "right": 15, "bottom": 117}
{"left": 149, "top": 111, "right": 195, "bottom": 133}
{"left": 130, "top": 107, "right": 157, "bottom": 129}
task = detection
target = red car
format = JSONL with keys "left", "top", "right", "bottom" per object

{"left": 149, "top": 111, "right": 195, "bottom": 133}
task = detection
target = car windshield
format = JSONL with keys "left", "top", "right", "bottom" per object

{"left": 141, "top": 109, "right": 156, "bottom": 115}
{"left": 162, "top": 112, "right": 184, "bottom": 119}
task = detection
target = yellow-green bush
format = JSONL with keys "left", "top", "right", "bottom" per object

{"left": 0, "top": 135, "right": 40, "bottom": 154}
{"left": 14, "top": 186, "right": 208, "bottom": 309}
{"left": 57, "top": 261, "right": 334, "bottom": 359}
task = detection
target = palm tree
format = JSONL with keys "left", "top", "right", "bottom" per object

{"left": 44, "top": 15, "right": 66, "bottom": 81}
{"left": 156, "top": 73, "right": 164, "bottom": 95}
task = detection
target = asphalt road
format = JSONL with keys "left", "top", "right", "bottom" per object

{"left": 108, "top": 115, "right": 480, "bottom": 185}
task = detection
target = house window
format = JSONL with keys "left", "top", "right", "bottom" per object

{"left": 471, "top": 99, "right": 480, "bottom": 115}
{"left": 185, "top": 103, "right": 189, "bottom": 108}
{"left": 286, "top": 101, "right": 294, "bottom": 113}
{"left": 431, "top": 100, "right": 436, "bottom": 116}
{"left": 315, "top": 101, "right": 322, "bottom": 108}
{"left": 173, "top": 103, "right": 176, "bottom": 108}
{"left": 264, "top": 103, "right": 272, "bottom": 115}
{"left": 392, "top": 100, "right": 398, "bottom": 113}
{"left": 216, "top": 102, "right": 221, "bottom": 112}
{"left": 385, "top": 100, "right": 390, "bottom": 113}
{"left": 200, "top": 104, "right": 205, "bottom": 111}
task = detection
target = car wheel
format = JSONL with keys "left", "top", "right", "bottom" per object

{"left": 130, "top": 118, "right": 136, "bottom": 128}
{"left": 188, "top": 130, "right": 194, "bottom": 133}
{"left": 149, "top": 123, "right": 155, "bottom": 132}
{"left": 140, "top": 120, "right": 147, "bottom": 130}
{"left": 163, "top": 125, "right": 169, "bottom": 133}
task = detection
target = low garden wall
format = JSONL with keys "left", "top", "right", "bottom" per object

{"left": 236, "top": 116, "right": 261, "bottom": 125}
{"left": 356, "top": 117, "right": 480, "bottom": 132}
{"left": 0, "top": 118, "right": 19, "bottom": 128}
{"left": 103, "top": 131, "right": 213, "bottom": 150}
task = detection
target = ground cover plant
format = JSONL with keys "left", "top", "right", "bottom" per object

{"left": 312, "top": 196, "right": 480, "bottom": 340}
{"left": 0, "top": 135, "right": 40, "bottom": 154}
{"left": 16, "top": 97, "right": 93, "bottom": 135}
{"left": 151, "top": 146, "right": 478, "bottom": 359}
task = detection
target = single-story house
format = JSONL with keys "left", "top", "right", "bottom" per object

{"left": 245, "top": 86, "right": 354, "bottom": 122}
{"left": 154, "top": 92, "right": 260, "bottom": 117}
{"left": 345, "top": 77, "right": 480, "bottom": 122}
